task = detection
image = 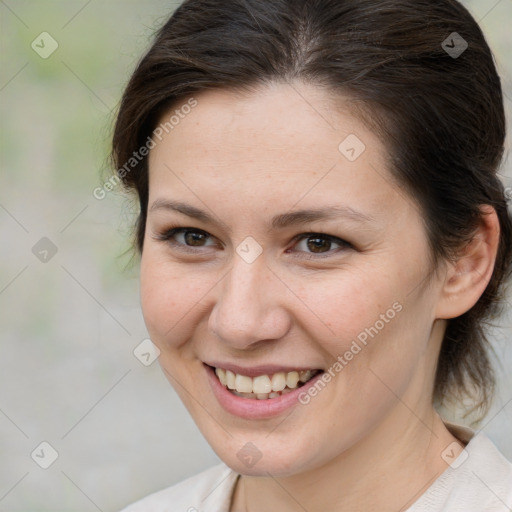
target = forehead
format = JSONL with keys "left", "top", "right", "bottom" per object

{"left": 147, "top": 82, "right": 407, "bottom": 223}
{"left": 151, "top": 83, "right": 379, "bottom": 164}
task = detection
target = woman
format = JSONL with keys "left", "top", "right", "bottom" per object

{"left": 114, "top": 0, "right": 512, "bottom": 510}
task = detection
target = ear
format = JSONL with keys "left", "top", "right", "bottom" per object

{"left": 435, "top": 205, "right": 500, "bottom": 320}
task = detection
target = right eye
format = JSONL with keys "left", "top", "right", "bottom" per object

{"left": 154, "top": 226, "right": 219, "bottom": 252}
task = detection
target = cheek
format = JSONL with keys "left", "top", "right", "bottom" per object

{"left": 293, "top": 270, "right": 399, "bottom": 351}
{"left": 313, "top": 275, "right": 433, "bottom": 414}
{"left": 295, "top": 264, "right": 430, "bottom": 392}
{"left": 139, "top": 252, "right": 200, "bottom": 348}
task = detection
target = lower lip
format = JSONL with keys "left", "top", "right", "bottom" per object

{"left": 204, "top": 364, "right": 324, "bottom": 420}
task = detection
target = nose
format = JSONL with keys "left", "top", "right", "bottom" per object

{"left": 208, "top": 254, "right": 291, "bottom": 350}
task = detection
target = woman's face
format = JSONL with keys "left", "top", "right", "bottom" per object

{"left": 141, "top": 82, "right": 447, "bottom": 476}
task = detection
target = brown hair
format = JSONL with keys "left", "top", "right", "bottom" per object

{"left": 111, "top": 0, "right": 512, "bottom": 418}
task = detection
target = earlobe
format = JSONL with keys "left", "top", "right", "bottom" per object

{"left": 435, "top": 205, "right": 500, "bottom": 320}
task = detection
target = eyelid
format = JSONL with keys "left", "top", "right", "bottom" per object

{"left": 154, "top": 225, "right": 353, "bottom": 259}
{"left": 289, "top": 232, "right": 352, "bottom": 258}
{"left": 152, "top": 226, "right": 220, "bottom": 253}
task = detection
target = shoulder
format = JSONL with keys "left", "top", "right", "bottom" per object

{"left": 408, "top": 425, "right": 512, "bottom": 511}
{"left": 119, "top": 463, "right": 239, "bottom": 512}
{"left": 462, "top": 431, "right": 512, "bottom": 508}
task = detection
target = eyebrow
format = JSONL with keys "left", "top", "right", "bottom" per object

{"left": 149, "top": 199, "right": 374, "bottom": 232}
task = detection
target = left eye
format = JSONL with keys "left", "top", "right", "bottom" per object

{"left": 291, "top": 233, "right": 351, "bottom": 257}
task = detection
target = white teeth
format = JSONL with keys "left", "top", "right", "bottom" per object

{"left": 271, "top": 372, "right": 286, "bottom": 392}
{"left": 232, "top": 391, "right": 256, "bottom": 399}
{"left": 213, "top": 366, "right": 320, "bottom": 398}
{"left": 252, "top": 375, "right": 272, "bottom": 394}
{"left": 215, "top": 368, "right": 227, "bottom": 386}
{"left": 235, "top": 374, "right": 253, "bottom": 393}
{"left": 226, "top": 370, "right": 236, "bottom": 390}
{"left": 286, "top": 371, "right": 300, "bottom": 388}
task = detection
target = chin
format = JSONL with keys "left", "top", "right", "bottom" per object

{"left": 202, "top": 426, "right": 326, "bottom": 477}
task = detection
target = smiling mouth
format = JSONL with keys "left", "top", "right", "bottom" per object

{"left": 210, "top": 365, "right": 323, "bottom": 400}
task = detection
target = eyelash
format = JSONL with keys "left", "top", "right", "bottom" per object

{"left": 153, "top": 226, "right": 353, "bottom": 259}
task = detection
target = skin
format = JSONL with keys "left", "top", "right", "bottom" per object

{"left": 140, "top": 81, "right": 500, "bottom": 511}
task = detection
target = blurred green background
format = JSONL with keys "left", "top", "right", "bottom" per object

{"left": 1, "top": 1, "right": 511, "bottom": 510}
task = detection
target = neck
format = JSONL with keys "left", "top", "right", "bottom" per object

{"left": 236, "top": 407, "right": 461, "bottom": 512}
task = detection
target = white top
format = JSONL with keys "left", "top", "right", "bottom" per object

{"left": 120, "top": 423, "right": 512, "bottom": 511}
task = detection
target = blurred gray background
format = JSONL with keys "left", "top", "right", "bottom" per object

{"left": 1, "top": 1, "right": 511, "bottom": 510}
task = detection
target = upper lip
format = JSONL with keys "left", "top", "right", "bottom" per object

{"left": 204, "top": 361, "right": 323, "bottom": 378}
